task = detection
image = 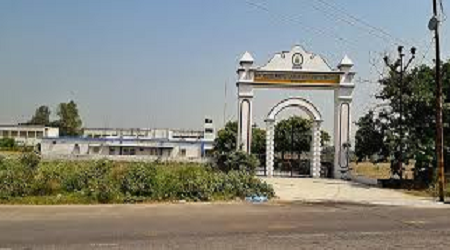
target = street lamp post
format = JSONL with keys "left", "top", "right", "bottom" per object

{"left": 384, "top": 46, "right": 416, "bottom": 180}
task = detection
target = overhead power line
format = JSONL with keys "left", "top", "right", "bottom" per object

{"left": 244, "top": 0, "right": 360, "bottom": 51}
{"left": 312, "top": 0, "right": 413, "bottom": 47}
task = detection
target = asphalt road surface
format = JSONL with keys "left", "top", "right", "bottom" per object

{"left": 1, "top": 202, "right": 449, "bottom": 249}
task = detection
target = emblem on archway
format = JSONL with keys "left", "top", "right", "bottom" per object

{"left": 292, "top": 53, "right": 303, "bottom": 69}
{"left": 236, "top": 45, "right": 355, "bottom": 179}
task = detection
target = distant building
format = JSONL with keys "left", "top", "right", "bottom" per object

{"left": 0, "top": 125, "right": 59, "bottom": 146}
{"left": 40, "top": 119, "right": 216, "bottom": 162}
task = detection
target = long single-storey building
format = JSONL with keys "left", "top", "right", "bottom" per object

{"left": 0, "top": 125, "right": 59, "bottom": 146}
{"left": 40, "top": 119, "right": 216, "bottom": 162}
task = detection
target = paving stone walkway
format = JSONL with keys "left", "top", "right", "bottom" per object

{"left": 262, "top": 177, "right": 446, "bottom": 208}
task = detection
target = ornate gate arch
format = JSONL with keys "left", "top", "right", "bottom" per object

{"left": 265, "top": 98, "right": 322, "bottom": 177}
{"left": 236, "top": 45, "right": 355, "bottom": 179}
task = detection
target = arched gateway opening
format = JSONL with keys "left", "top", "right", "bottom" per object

{"left": 265, "top": 98, "right": 322, "bottom": 178}
{"left": 236, "top": 45, "right": 356, "bottom": 179}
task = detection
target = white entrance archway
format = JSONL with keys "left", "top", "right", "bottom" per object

{"left": 265, "top": 98, "right": 322, "bottom": 178}
{"left": 236, "top": 45, "right": 355, "bottom": 179}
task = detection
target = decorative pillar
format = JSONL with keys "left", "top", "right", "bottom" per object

{"left": 237, "top": 51, "right": 255, "bottom": 153}
{"left": 334, "top": 55, "right": 355, "bottom": 179}
{"left": 265, "top": 119, "right": 275, "bottom": 177}
{"left": 310, "top": 120, "right": 322, "bottom": 178}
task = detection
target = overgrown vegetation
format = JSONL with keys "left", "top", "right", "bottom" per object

{"left": 0, "top": 154, "right": 274, "bottom": 204}
{"left": 0, "top": 138, "right": 17, "bottom": 151}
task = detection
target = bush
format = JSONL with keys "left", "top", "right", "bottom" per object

{"left": 0, "top": 158, "right": 34, "bottom": 198}
{"left": 0, "top": 138, "right": 16, "bottom": 150}
{"left": 120, "top": 162, "right": 157, "bottom": 197}
{"left": 214, "top": 151, "right": 259, "bottom": 175}
{"left": 20, "top": 152, "right": 41, "bottom": 170}
{"left": 0, "top": 156, "right": 274, "bottom": 204}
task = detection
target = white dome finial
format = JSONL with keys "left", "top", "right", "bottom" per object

{"left": 239, "top": 51, "right": 254, "bottom": 64}
{"left": 339, "top": 55, "right": 354, "bottom": 67}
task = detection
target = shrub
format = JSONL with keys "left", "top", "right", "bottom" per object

{"left": 120, "top": 162, "right": 157, "bottom": 197}
{"left": 20, "top": 152, "right": 41, "bottom": 170}
{"left": 82, "top": 160, "right": 121, "bottom": 203}
{"left": 0, "top": 158, "right": 274, "bottom": 204}
{"left": 0, "top": 138, "right": 16, "bottom": 150}
{"left": 0, "top": 158, "right": 34, "bottom": 198}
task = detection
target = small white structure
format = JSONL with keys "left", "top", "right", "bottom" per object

{"left": 236, "top": 45, "right": 355, "bottom": 179}
{"left": 0, "top": 125, "right": 59, "bottom": 146}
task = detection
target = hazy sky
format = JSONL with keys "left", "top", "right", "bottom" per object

{"left": 0, "top": 0, "right": 446, "bottom": 135}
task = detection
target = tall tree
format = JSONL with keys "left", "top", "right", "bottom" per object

{"left": 55, "top": 100, "right": 83, "bottom": 136}
{"left": 357, "top": 61, "right": 450, "bottom": 174}
{"left": 275, "top": 116, "right": 312, "bottom": 160}
{"left": 28, "top": 105, "right": 51, "bottom": 126}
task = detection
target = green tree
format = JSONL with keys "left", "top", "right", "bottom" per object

{"left": 275, "top": 116, "right": 312, "bottom": 160}
{"left": 357, "top": 61, "right": 450, "bottom": 177}
{"left": 55, "top": 100, "right": 83, "bottom": 136}
{"left": 354, "top": 111, "right": 385, "bottom": 162}
{"left": 320, "top": 130, "right": 331, "bottom": 147}
{"left": 28, "top": 105, "right": 51, "bottom": 126}
{"left": 213, "top": 121, "right": 238, "bottom": 154}
{"left": 213, "top": 121, "right": 262, "bottom": 173}
{"left": 213, "top": 121, "right": 266, "bottom": 156}
{"left": 251, "top": 126, "right": 266, "bottom": 156}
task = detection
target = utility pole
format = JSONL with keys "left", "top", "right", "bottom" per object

{"left": 384, "top": 46, "right": 416, "bottom": 181}
{"left": 430, "top": 0, "right": 445, "bottom": 202}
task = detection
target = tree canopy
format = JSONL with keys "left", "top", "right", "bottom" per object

{"left": 274, "top": 116, "right": 312, "bottom": 159}
{"left": 320, "top": 130, "right": 331, "bottom": 147}
{"left": 28, "top": 106, "right": 51, "bottom": 126}
{"left": 355, "top": 61, "right": 450, "bottom": 172}
{"left": 26, "top": 101, "right": 83, "bottom": 136}
{"left": 55, "top": 100, "right": 83, "bottom": 136}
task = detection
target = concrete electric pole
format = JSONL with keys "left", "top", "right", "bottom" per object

{"left": 430, "top": 0, "right": 445, "bottom": 202}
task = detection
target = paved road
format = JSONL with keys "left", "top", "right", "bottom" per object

{"left": 0, "top": 202, "right": 449, "bottom": 249}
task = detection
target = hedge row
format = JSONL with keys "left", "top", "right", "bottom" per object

{"left": 0, "top": 155, "right": 274, "bottom": 204}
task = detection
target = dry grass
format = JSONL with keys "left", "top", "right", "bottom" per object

{"left": 0, "top": 151, "right": 21, "bottom": 156}
{"left": 350, "top": 162, "right": 415, "bottom": 180}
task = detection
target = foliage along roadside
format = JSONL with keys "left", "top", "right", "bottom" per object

{"left": 0, "top": 154, "right": 274, "bottom": 205}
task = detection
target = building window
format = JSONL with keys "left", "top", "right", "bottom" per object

{"left": 28, "top": 131, "right": 36, "bottom": 138}
{"left": 11, "top": 131, "right": 18, "bottom": 138}
{"left": 36, "top": 131, "right": 44, "bottom": 138}
{"left": 205, "top": 128, "right": 214, "bottom": 133}
{"left": 92, "top": 147, "right": 100, "bottom": 154}
{"left": 52, "top": 141, "right": 57, "bottom": 145}
{"left": 180, "top": 149, "right": 186, "bottom": 157}
{"left": 205, "top": 119, "right": 213, "bottom": 124}
{"left": 140, "top": 148, "right": 144, "bottom": 152}
{"left": 19, "top": 131, "right": 27, "bottom": 138}
{"left": 109, "top": 147, "right": 115, "bottom": 155}
{"left": 130, "top": 148, "right": 136, "bottom": 155}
